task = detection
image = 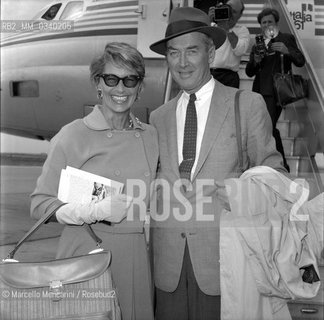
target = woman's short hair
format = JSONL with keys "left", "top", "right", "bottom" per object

{"left": 257, "top": 8, "right": 280, "bottom": 24}
{"left": 90, "top": 42, "right": 145, "bottom": 85}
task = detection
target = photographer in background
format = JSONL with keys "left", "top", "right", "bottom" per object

{"left": 201, "top": 0, "right": 250, "bottom": 88}
{"left": 245, "top": 8, "right": 305, "bottom": 172}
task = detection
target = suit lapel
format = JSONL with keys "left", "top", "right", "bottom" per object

{"left": 192, "top": 82, "right": 232, "bottom": 181}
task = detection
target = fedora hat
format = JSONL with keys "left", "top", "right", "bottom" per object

{"left": 150, "top": 7, "right": 226, "bottom": 55}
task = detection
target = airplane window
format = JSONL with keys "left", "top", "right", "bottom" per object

{"left": 60, "top": 1, "right": 84, "bottom": 20}
{"left": 41, "top": 4, "right": 62, "bottom": 21}
{"left": 10, "top": 81, "right": 39, "bottom": 97}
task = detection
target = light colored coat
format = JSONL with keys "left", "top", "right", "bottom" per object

{"left": 31, "top": 106, "right": 159, "bottom": 320}
{"left": 149, "top": 80, "right": 286, "bottom": 295}
{"left": 221, "top": 166, "right": 321, "bottom": 320}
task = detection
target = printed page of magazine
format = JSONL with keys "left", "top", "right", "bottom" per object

{"left": 58, "top": 166, "right": 124, "bottom": 204}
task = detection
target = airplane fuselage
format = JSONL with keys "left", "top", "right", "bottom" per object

{"left": 1, "top": 0, "right": 323, "bottom": 140}
{"left": 1, "top": 0, "right": 168, "bottom": 139}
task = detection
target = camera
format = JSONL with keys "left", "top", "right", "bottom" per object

{"left": 254, "top": 34, "right": 267, "bottom": 58}
{"left": 213, "top": 1, "right": 232, "bottom": 22}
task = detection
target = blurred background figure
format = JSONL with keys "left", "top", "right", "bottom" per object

{"left": 245, "top": 8, "right": 305, "bottom": 172}
{"left": 197, "top": 0, "right": 250, "bottom": 88}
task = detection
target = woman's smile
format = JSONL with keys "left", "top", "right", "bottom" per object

{"left": 111, "top": 95, "right": 128, "bottom": 103}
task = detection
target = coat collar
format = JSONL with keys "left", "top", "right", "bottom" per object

{"left": 83, "top": 105, "right": 144, "bottom": 131}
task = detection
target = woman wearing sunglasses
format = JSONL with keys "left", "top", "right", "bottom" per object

{"left": 30, "top": 42, "right": 158, "bottom": 320}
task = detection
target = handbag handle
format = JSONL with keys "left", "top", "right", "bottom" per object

{"left": 280, "top": 53, "right": 284, "bottom": 74}
{"left": 235, "top": 89, "right": 244, "bottom": 173}
{"left": 280, "top": 53, "right": 293, "bottom": 76}
{"left": 5, "top": 203, "right": 102, "bottom": 260}
{"left": 6, "top": 203, "right": 66, "bottom": 259}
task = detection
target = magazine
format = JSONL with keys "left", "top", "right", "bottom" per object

{"left": 58, "top": 166, "right": 124, "bottom": 204}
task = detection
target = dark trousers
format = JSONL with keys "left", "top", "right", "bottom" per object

{"left": 155, "top": 242, "right": 221, "bottom": 320}
{"left": 210, "top": 68, "right": 240, "bottom": 88}
{"left": 263, "top": 95, "right": 290, "bottom": 171}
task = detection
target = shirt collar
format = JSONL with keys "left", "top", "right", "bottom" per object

{"left": 83, "top": 105, "right": 144, "bottom": 131}
{"left": 182, "top": 76, "right": 215, "bottom": 101}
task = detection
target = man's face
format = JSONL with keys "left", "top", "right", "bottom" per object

{"left": 260, "top": 14, "right": 277, "bottom": 35}
{"left": 166, "top": 32, "right": 215, "bottom": 94}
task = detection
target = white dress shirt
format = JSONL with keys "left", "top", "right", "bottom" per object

{"left": 210, "top": 24, "right": 250, "bottom": 72}
{"left": 176, "top": 77, "right": 215, "bottom": 180}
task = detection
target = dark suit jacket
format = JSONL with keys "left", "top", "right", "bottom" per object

{"left": 245, "top": 32, "right": 305, "bottom": 96}
{"left": 149, "top": 81, "right": 286, "bottom": 295}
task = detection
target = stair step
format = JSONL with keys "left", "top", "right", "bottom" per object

{"left": 280, "top": 107, "right": 300, "bottom": 121}
{"left": 276, "top": 120, "right": 304, "bottom": 138}
{"left": 282, "top": 137, "right": 307, "bottom": 156}
{"left": 287, "top": 156, "right": 312, "bottom": 176}
{"left": 278, "top": 110, "right": 285, "bottom": 121}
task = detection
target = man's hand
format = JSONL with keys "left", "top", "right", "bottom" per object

{"left": 270, "top": 42, "right": 289, "bottom": 55}
{"left": 253, "top": 52, "right": 263, "bottom": 64}
{"left": 208, "top": 6, "right": 215, "bottom": 23}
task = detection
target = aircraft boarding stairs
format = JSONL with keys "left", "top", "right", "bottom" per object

{"left": 239, "top": 56, "right": 324, "bottom": 200}
{"left": 240, "top": 53, "right": 324, "bottom": 317}
{"left": 242, "top": 0, "right": 324, "bottom": 200}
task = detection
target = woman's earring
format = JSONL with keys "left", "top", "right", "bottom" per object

{"left": 97, "top": 89, "right": 103, "bottom": 99}
{"left": 135, "top": 85, "right": 142, "bottom": 101}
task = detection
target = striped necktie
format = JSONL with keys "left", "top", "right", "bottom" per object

{"left": 179, "top": 93, "right": 197, "bottom": 181}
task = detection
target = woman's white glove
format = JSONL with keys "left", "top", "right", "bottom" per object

{"left": 56, "top": 194, "right": 133, "bottom": 225}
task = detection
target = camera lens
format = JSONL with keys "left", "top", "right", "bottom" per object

{"left": 255, "top": 34, "right": 264, "bottom": 43}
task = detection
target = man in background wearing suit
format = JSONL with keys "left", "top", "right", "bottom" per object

{"left": 149, "top": 7, "right": 286, "bottom": 320}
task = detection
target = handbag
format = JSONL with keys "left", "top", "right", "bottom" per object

{"left": 273, "top": 53, "right": 308, "bottom": 107}
{"left": 0, "top": 204, "right": 122, "bottom": 320}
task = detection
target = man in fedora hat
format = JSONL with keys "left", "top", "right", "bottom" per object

{"left": 149, "top": 6, "right": 286, "bottom": 320}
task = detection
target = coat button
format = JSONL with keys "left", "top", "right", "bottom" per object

{"left": 107, "top": 132, "right": 113, "bottom": 138}
{"left": 181, "top": 232, "right": 186, "bottom": 239}
{"left": 144, "top": 171, "right": 150, "bottom": 177}
{"left": 135, "top": 132, "right": 140, "bottom": 138}
{"left": 114, "top": 170, "right": 120, "bottom": 176}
